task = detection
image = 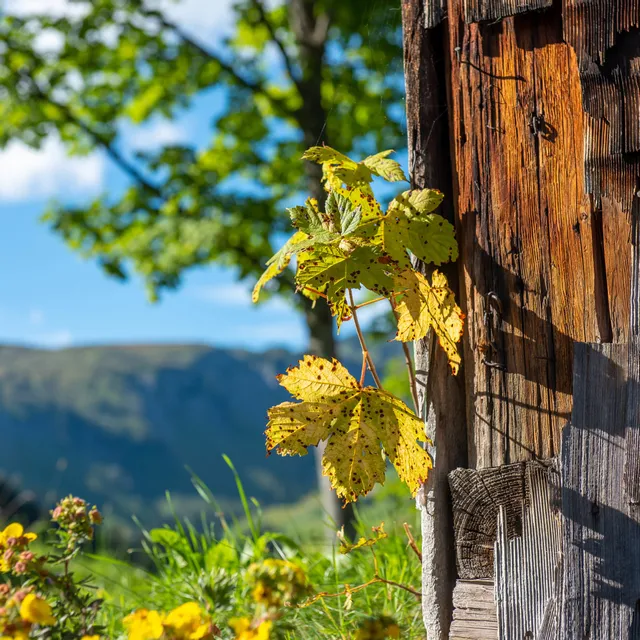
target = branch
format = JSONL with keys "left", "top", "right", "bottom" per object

{"left": 147, "top": 6, "right": 298, "bottom": 121}
{"left": 250, "top": 0, "right": 304, "bottom": 96}
{"left": 21, "top": 73, "right": 165, "bottom": 201}
{"left": 348, "top": 289, "right": 382, "bottom": 389}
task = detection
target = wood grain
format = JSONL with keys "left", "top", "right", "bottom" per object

{"left": 449, "top": 580, "right": 498, "bottom": 639}
{"left": 561, "top": 341, "right": 640, "bottom": 637}
{"left": 494, "top": 465, "right": 561, "bottom": 639}
{"left": 444, "top": 2, "right": 636, "bottom": 469}
{"left": 403, "top": 2, "right": 469, "bottom": 637}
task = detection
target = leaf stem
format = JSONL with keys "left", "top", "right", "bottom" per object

{"left": 389, "top": 299, "right": 420, "bottom": 414}
{"left": 348, "top": 289, "right": 382, "bottom": 389}
{"left": 403, "top": 522, "right": 422, "bottom": 562}
{"left": 353, "top": 295, "right": 386, "bottom": 310}
{"left": 301, "top": 286, "right": 327, "bottom": 299}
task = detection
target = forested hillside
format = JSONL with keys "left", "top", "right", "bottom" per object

{"left": 0, "top": 340, "right": 398, "bottom": 527}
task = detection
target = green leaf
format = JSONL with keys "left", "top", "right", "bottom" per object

{"left": 325, "top": 190, "right": 362, "bottom": 235}
{"left": 149, "top": 528, "right": 183, "bottom": 548}
{"left": 373, "top": 190, "right": 458, "bottom": 267}
{"left": 362, "top": 150, "right": 407, "bottom": 182}
{"left": 295, "top": 244, "right": 395, "bottom": 327}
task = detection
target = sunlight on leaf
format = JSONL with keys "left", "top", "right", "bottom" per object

{"left": 266, "top": 356, "right": 432, "bottom": 502}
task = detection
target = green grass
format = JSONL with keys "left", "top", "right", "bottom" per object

{"left": 72, "top": 464, "right": 425, "bottom": 639}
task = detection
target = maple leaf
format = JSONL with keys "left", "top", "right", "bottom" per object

{"left": 394, "top": 269, "right": 464, "bottom": 374}
{"left": 252, "top": 230, "right": 308, "bottom": 302}
{"left": 266, "top": 356, "right": 432, "bottom": 502}
{"left": 371, "top": 189, "right": 458, "bottom": 268}
{"left": 362, "top": 150, "right": 407, "bottom": 182}
{"left": 302, "top": 146, "right": 406, "bottom": 193}
{"left": 295, "top": 244, "right": 395, "bottom": 328}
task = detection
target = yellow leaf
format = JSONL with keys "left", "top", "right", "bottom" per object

{"left": 266, "top": 356, "right": 432, "bottom": 502}
{"left": 252, "top": 257, "right": 290, "bottom": 303}
{"left": 252, "top": 231, "right": 307, "bottom": 302}
{"left": 362, "top": 150, "right": 407, "bottom": 182}
{"left": 394, "top": 270, "right": 464, "bottom": 375}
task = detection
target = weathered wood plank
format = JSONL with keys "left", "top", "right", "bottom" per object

{"left": 561, "top": 341, "right": 640, "bottom": 637}
{"left": 494, "top": 463, "right": 561, "bottom": 639}
{"left": 446, "top": 4, "right": 602, "bottom": 468}
{"left": 403, "top": 3, "right": 469, "bottom": 638}
{"left": 449, "top": 580, "right": 498, "bottom": 639}
{"left": 632, "top": 199, "right": 640, "bottom": 337}
{"left": 444, "top": 0, "right": 639, "bottom": 469}
{"left": 461, "top": 0, "right": 552, "bottom": 25}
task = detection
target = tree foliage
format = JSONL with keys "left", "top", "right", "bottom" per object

{"left": 0, "top": 0, "right": 405, "bottom": 300}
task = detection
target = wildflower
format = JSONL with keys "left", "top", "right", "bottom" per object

{"left": 229, "top": 618, "right": 272, "bottom": 640}
{"left": 19, "top": 594, "right": 55, "bottom": 626}
{"left": 0, "top": 523, "right": 38, "bottom": 574}
{"left": 81, "top": 636, "right": 101, "bottom": 640}
{"left": 163, "top": 602, "right": 213, "bottom": 640}
{"left": 51, "top": 495, "right": 101, "bottom": 550}
{"left": 0, "top": 632, "right": 29, "bottom": 640}
{"left": 0, "top": 524, "right": 36, "bottom": 547}
{"left": 123, "top": 609, "right": 164, "bottom": 640}
{"left": 247, "top": 559, "right": 309, "bottom": 608}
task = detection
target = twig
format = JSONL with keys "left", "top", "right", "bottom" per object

{"left": 403, "top": 523, "right": 422, "bottom": 562}
{"left": 297, "top": 575, "right": 421, "bottom": 607}
{"left": 389, "top": 299, "right": 419, "bottom": 413}
{"left": 348, "top": 289, "right": 382, "bottom": 389}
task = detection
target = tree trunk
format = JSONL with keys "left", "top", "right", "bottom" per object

{"left": 291, "top": 0, "right": 356, "bottom": 539}
{"left": 403, "top": 0, "right": 640, "bottom": 637}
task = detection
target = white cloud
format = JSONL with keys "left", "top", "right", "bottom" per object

{"left": 249, "top": 318, "right": 305, "bottom": 345}
{"left": 155, "top": 0, "right": 238, "bottom": 39}
{"left": 130, "top": 120, "right": 188, "bottom": 150}
{"left": 191, "top": 281, "right": 292, "bottom": 313}
{"left": 31, "top": 330, "right": 74, "bottom": 349}
{"left": 193, "top": 282, "right": 251, "bottom": 305}
{"left": 0, "top": 137, "right": 104, "bottom": 201}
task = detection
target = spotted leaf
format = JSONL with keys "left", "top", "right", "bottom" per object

{"left": 394, "top": 269, "right": 464, "bottom": 374}
{"left": 266, "top": 356, "right": 432, "bottom": 502}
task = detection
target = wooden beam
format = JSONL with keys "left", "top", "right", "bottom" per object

{"left": 402, "top": 1, "right": 468, "bottom": 637}
{"left": 561, "top": 340, "right": 640, "bottom": 636}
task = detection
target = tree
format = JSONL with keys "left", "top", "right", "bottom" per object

{"left": 0, "top": 0, "right": 405, "bottom": 534}
{"left": 402, "top": 0, "right": 640, "bottom": 637}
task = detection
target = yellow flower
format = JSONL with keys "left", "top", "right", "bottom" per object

{"left": 0, "top": 524, "right": 37, "bottom": 546}
{"left": 229, "top": 618, "right": 272, "bottom": 640}
{"left": 81, "top": 636, "right": 101, "bottom": 640}
{"left": 164, "top": 602, "right": 210, "bottom": 640}
{"left": 123, "top": 609, "right": 165, "bottom": 640}
{"left": 19, "top": 594, "right": 55, "bottom": 626}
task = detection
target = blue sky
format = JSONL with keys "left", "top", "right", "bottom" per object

{"left": 0, "top": 0, "right": 406, "bottom": 353}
